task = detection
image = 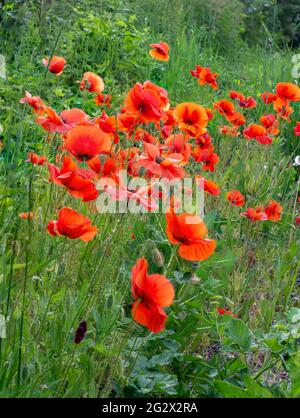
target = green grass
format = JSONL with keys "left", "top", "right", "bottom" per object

{"left": 0, "top": 0, "right": 300, "bottom": 398}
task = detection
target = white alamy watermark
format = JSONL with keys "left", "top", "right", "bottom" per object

{"left": 292, "top": 54, "right": 300, "bottom": 79}
{"left": 96, "top": 171, "right": 205, "bottom": 220}
{"left": 0, "top": 55, "right": 6, "bottom": 79}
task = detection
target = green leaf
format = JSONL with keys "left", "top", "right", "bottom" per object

{"left": 243, "top": 376, "right": 273, "bottom": 398}
{"left": 214, "top": 380, "right": 250, "bottom": 398}
{"left": 226, "top": 319, "right": 251, "bottom": 351}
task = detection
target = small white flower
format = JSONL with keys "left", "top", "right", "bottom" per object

{"left": 294, "top": 156, "right": 300, "bottom": 166}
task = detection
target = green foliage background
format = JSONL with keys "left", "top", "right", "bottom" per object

{"left": 0, "top": 0, "right": 300, "bottom": 398}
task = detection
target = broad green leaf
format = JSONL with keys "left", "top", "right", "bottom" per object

{"left": 226, "top": 319, "right": 251, "bottom": 351}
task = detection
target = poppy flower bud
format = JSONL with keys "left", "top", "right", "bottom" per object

{"left": 151, "top": 248, "right": 164, "bottom": 267}
{"left": 74, "top": 320, "right": 87, "bottom": 344}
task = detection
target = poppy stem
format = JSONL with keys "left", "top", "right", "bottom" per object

{"left": 17, "top": 169, "right": 34, "bottom": 394}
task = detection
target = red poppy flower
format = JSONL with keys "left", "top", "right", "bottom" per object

{"left": 48, "top": 156, "right": 98, "bottom": 202}
{"left": 260, "top": 114, "right": 279, "bottom": 136}
{"left": 192, "top": 145, "right": 219, "bottom": 172}
{"left": 226, "top": 190, "right": 245, "bottom": 206}
{"left": 47, "top": 207, "right": 97, "bottom": 241}
{"left": 166, "top": 205, "right": 216, "bottom": 261}
{"left": 261, "top": 92, "right": 277, "bottom": 104}
{"left": 217, "top": 307, "right": 237, "bottom": 318}
{"left": 18, "top": 212, "right": 34, "bottom": 220}
{"left": 26, "top": 152, "right": 47, "bottom": 166}
{"left": 35, "top": 106, "right": 71, "bottom": 133}
{"left": 20, "top": 91, "right": 45, "bottom": 114}
{"left": 79, "top": 72, "right": 104, "bottom": 93}
{"left": 294, "top": 122, "right": 300, "bottom": 136}
{"left": 42, "top": 56, "right": 66, "bottom": 75}
{"left": 161, "top": 107, "right": 176, "bottom": 132}
{"left": 94, "top": 93, "right": 112, "bottom": 107}
{"left": 191, "top": 65, "right": 219, "bottom": 90}
{"left": 149, "top": 41, "right": 170, "bottom": 61}
{"left": 213, "top": 99, "right": 235, "bottom": 120}
{"left": 131, "top": 258, "right": 174, "bottom": 333}
{"left": 230, "top": 111, "right": 246, "bottom": 127}
{"left": 241, "top": 207, "right": 268, "bottom": 222}
{"left": 164, "top": 134, "right": 191, "bottom": 164}
{"left": 229, "top": 91, "right": 256, "bottom": 108}
{"left": 173, "top": 102, "right": 208, "bottom": 137}
{"left": 134, "top": 128, "right": 158, "bottom": 144}
{"left": 296, "top": 216, "right": 300, "bottom": 225}
{"left": 124, "top": 81, "right": 168, "bottom": 124}
{"left": 273, "top": 98, "right": 294, "bottom": 121}
{"left": 64, "top": 125, "right": 112, "bottom": 161}
{"left": 196, "top": 176, "right": 220, "bottom": 196}
{"left": 143, "top": 81, "right": 169, "bottom": 110}
{"left": 60, "top": 108, "right": 89, "bottom": 126}
{"left": 265, "top": 200, "right": 282, "bottom": 221}
{"left": 276, "top": 82, "right": 300, "bottom": 103}
{"left": 114, "top": 111, "right": 139, "bottom": 138}
{"left": 137, "top": 142, "right": 185, "bottom": 180}
{"left": 243, "top": 124, "right": 273, "bottom": 145}
{"left": 195, "top": 132, "right": 212, "bottom": 149}
{"left": 205, "top": 108, "right": 214, "bottom": 121}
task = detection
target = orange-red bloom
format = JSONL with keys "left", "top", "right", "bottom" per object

{"left": 226, "top": 190, "right": 245, "bottom": 206}
{"left": 294, "top": 122, "right": 300, "bottom": 136}
{"left": 137, "top": 142, "right": 185, "bottom": 180}
{"left": 47, "top": 207, "right": 97, "bottom": 241}
{"left": 260, "top": 114, "right": 280, "bottom": 136}
{"left": 192, "top": 145, "right": 219, "bottom": 172}
{"left": 35, "top": 106, "right": 71, "bottom": 133}
{"left": 60, "top": 108, "right": 89, "bottom": 126}
{"left": 229, "top": 91, "right": 256, "bottom": 108}
{"left": 276, "top": 82, "right": 300, "bottom": 103}
{"left": 196, "top": 176, "right": 220, "bottom": 196}
{"left": 265, "top": 200, "right": 282, "bottom": 221}
{"left": 217, "top": 307, "right": 237, "bottom": 318}
{"left": 164, "top": 134, "right": 191, "bottom": 164}
{"left": 296, "top": 216, "right": 300, "bottom": 225}
{"left": 48, "top": 155, "right": 98, "bottom": 202}
{"left": 173, "top": 102, "right": 208, "bottom": 137}
{"left": 94, "top": 93, "right": 112, "bottom": 107}
{"left": 79, "top": 72, "right": 104, "bottom": 93}
{"left": 149, "top": 41, "right": 170, "bottom": 61}
{"left": 243, "top": 124, "right": 273, "bottom": 145}
{"left": 124, "top": 81, "right": 168, "bottom": 124}
{"left": 64, "top": 125, "right": 112, "bottom": 161}
{"left": 213, "top": 99, "right": 235, "bottom": 120}
{"left": 20, "top": 91, "right": 45, "bottom": 114}
{"left": 273, "top": 98, "right": 294, "bottom": 121}
{"left": 42, "top": 56, "right": 66, "bottom": 75}
{"left": 166, "top": 205, "right": 216, "bottom": 261}
{"left": 131, "top": 258, "right": 174, "bottom": 333}
{"left": 26, "top": 152, "right": 47, "bottom": 166}
{"left": 191, "top": 65, "right": 219, "bottom": 90}
{"left": 18, "top": 212, "right": 33, "bottom": 220}
{"left": 229, "top": 112, "right": 246, "bottom": 127}
{"left": 241, "top": 207, "right": 268, "bottom": 222}
{"left": 261, "top": 92, "right": 277, "bottom": 104}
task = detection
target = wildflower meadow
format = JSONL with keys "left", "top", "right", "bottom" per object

{"left": 1, "top": 0, "right": 300, "bottom": 402}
